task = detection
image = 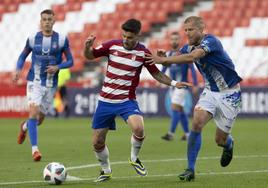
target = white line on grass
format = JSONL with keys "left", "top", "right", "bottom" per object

{"left": 1, "top": 169, "right": 268, "bottom": 186}
{"left": 67, "top": 154, "right": 268, "bottom": 170}
{"left": 1, "top": 154, "right": 268, "bottom": 186}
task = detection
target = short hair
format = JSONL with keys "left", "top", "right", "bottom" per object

{"left": 121, "top": 18, "right": 141, "bottom": 34}
{"left": 184, "top": 16, "right": 205, "bottom": 29}
{"left": 40, "top": 9, "right": 55, "bottom": 16}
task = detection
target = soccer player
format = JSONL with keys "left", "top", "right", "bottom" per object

{"left": 160, "top": 31, "right": 198, "bottom": 141}
{"left": 13, "top": 9, "right": 74, "bottom": 161}
{"left": 146, "top": 16, "right": 242, "bottom": 181}
{"left": 83, "top": 18, "right": 192, "bottom": 182}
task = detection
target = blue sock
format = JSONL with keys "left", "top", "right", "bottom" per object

{"left": 169, "top": 110, "right": 181, "bottom": 133}
{"left": 187, "top": 131, "right": 202, "bottom": 171}
{"left": 224, "top": 135, "right": 233, "bottom": 150}
{"left": 27, "top": 118, "right": 38, "bottom": 146}
{"left": 180, "top": 112, "right": 189, "bottom": 134}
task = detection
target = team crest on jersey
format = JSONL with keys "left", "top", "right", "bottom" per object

{"left": 131, "top": 55, "right": 136, "bottom": 61}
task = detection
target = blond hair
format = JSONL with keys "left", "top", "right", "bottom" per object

{"left": 184, "top": 16, "right": 205, "bottom": 30}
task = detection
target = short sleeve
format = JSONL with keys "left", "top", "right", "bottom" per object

{"left": 199, "top": 36, "right": 220, "bottom": 54}
{"left": 92, "top": 40, "right": 114, "bottom": 58}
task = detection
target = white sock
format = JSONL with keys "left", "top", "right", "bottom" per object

{"left": 94, "top": 146, "right": 111, "bottom": 174}
{"left": 131, "top": 134, "right": 144, "bottom": 162}
{"left": 32, "top": 146, "right": 39, "bottom": 154}
{"left": 22, "top": 122, "right": 27, "bottom": 131}
{"left": 185, "top": 132, "right": 190, "bottom": 140}
{"left": 167, "top": 132, "right": 174, "bottom": 136}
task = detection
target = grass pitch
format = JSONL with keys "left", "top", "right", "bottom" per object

{"left": 0, "top": 117, "right": 267, "bottom": 188}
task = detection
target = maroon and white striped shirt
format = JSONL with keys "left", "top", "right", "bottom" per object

{"left": 93, "top": 40, "right": 160, "bottom": 103}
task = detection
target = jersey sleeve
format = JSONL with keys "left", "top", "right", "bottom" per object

{"left": 16, "top": 38, "right": 32, "bottom": 70}
{"left": 92, "top": 40, "right": 114, "bottom": 58}
{"left": 199, "top": 35, "right": 221, "bottom": 54}
{"left": 58, "top": 37, "right": 74, "bottom": 69}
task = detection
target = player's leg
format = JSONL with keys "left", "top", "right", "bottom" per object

{"left": 214, "top": 88, "right": 241, "bottom": 167}
{"left": 92, "top": 128, "right": 112, "bottom": 182}
{"left": 179, "top": 109, "right": 212, "bottom": 181}
{"left": 179, "top": 89, "right": 215, "bottom": 181}
{"left": 28, "top": 103, "right": 42, "bottom": 161}
{"left": 162, "top": 89, "right": 187, "bottom": 141}
{"left": 127, "top": 114, "right": 147, "bottom": 176}
{"left": 92, "top": 101, "right": 116, "bottom": 182}
{"left": 215, "top": 127, "right": 234, "bottom": 167}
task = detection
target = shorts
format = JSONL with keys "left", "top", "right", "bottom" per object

{"left": 27, "top": 81, "right": 57, "bottom": 115}
{"left": 170, "top": 88, "right": 187, "bottom": 106}
{"left": 92, "top": 100, "right": 142, "bottom": 130}
{"left": 195, "top": 87, "right": 242, "bottom": 133}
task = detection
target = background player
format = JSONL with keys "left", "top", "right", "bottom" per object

{"left": 160, "top": 31, "right": 198, "bottom": 141}
{"left": 13, "top": 9, "right": 73, "bottom": 161}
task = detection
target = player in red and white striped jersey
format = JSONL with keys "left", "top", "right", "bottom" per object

{"left": 84, "top": 18, "right": 192, "bottom": 182}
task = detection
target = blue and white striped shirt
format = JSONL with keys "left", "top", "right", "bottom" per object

{"left": 16, "top": 31, "right": 73, "bottom": 88}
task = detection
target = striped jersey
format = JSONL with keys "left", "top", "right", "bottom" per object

{"left": 180, "top": 34, "right": 242, "bottom": 92}
{"left": 16, "top": 31, "right": 73, "bottom": 88}
{"left": 162, "top": 50, "right": 197, "bottom": 85}
{"left": 93, "top": 40, "right": 160, "bottom": 103}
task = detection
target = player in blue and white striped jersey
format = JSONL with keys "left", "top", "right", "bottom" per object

{"left": 161, "top": 32, "right": 198, "bottom": 142}
{"left": 146, "top": 16, "right": 242, "bottom": 181}
{"left": 13, "top": 9, "right": 73, "bottom": 161}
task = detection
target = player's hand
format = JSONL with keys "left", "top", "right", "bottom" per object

{"left": 85, "top": 35, "right": 96, "bottom": 48}
{"left": 12, "top": 70, "right": 21, "bottom": 83}
{"left": 46, "top": 65, "right": 59, "bottom": 74}
{"left": 145, "top": 53, "right": 165, "bottom": 65}
{"left": 175, "top": 82, "right": 193, "bottom": 89}
{"left": 156, "top": 49, "right": 167, "bottom": 57}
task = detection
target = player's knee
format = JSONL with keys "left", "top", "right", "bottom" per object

{"left": 192, "top": 119, "right": 203, "bottom": 132}
{"left": 92, "top": 139, "right": 105, "bottom": 152}
{"left": 132, "top": 125, "right": 144, "bottom": 137}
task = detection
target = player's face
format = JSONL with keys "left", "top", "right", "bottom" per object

{"left": 40, "top": 13, "right": 55, "bottom": 33}
{"left": 184, "top": 21, "right": 203, "bottom": 46}
{"left": 170, "top": 34, "right": 180, "bottom": 49}
{"left": 122, "top": 30, "right": 139, "bottom": 50}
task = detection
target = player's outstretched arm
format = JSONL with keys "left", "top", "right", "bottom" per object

{"left": 145, "top": 48, "right": 206, "bottom": 65}
{"left": 151, "top": 71, "right": 192, "bottom": 89}
{"left": 84, "top": 35, "right": 96, "bottom": 60}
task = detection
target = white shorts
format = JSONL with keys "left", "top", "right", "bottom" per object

{"left": 170, "top": 88, "right": 187, "bottom": 106}
{"left": 195, "top": 87, "right": 242, "bottom": 133}
{"left": 27, "top": 81, "right": 57, "bottom": 115}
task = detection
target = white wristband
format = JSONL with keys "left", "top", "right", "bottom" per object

{"left": 171, "top": 80, "right": 177, "bottom": 87}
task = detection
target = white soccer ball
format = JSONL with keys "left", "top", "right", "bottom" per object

{"left": 43, "top": 162, "right": 67, "bottom": 185}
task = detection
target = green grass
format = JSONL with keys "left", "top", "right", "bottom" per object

{"left": 0, "top": 118, "right": 268, "bottom": 188}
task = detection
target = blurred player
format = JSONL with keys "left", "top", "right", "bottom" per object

{"left": 83, "top": 18, "right": 192, "bottom": 182}
{"left": 13, "top": 9, "right": 73, "bottom": 161}
{"left": 160, "top": 31, "right": 198, "bottom": 141}
{"left": 146, "top": 16, "right": 242, "bottom": 181}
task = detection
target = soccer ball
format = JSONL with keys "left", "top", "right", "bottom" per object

{"left": 43, "top": 162, "right": 67, "bottom": 185}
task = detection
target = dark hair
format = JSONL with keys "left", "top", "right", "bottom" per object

{"left": 121, "top": 18, "right": 141, "bottom": 34}
{"left": 40, "top": 9, "right": 55, "bottom": 16}
{"left": 171, "top": 31, "right": 179, "bottom": 36}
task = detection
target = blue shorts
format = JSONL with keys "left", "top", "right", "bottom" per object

{"left": 92, "top": 100, "right": 143, "bottom": 130}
